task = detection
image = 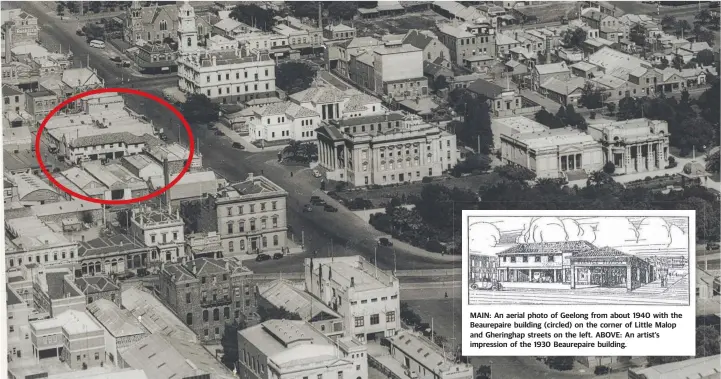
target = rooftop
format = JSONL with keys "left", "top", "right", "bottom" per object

{"left": 494, "top": 116, "right": 548, "bottom": 134}
{"left": 512, "top": 128, "right": 596, "bottom": 150}
{"left": 87, "top": 298, "right": 147, "bottom": 338}
{"left": 75, "top": 276, "right": 120, "bottom": 295}
{"left": 3, "top": 149, "right": 42, "bottom": 172}
{"left": 7, "top": 284, "right": 23, "bottom": 306}
{"left": 121, "top": 287, "right": 198, "bottom": 343}
{"left": 32, "top": 309, "right": 103, "bottom": 335}
{"left": 535, "top": 62, "right": 569, "bottom": 75}
{"left": 498, "top": 241, "right": 598, "bottom": 256}
{"left": 31, "top": 200, "right": 101, "bottom": 218}
{"left": 310, "top": 256, "right": 397, "bottom": 292}
{"left": 240, "top": 320, "right": 341, "bottom": 367}
{"left": 121, "top": 154, "right": 162, "bottom": 172}
{"left": 218, "top": 174, "right": 286, "bottom": 200}
{"left": 82, "top": 162, "right": 147, "bottom": 190}
{"left": 162, "top": 257, "right": 250, "bottom": 283}
{"left": 389, "top": 330, "right": 469, "bottom": 374}
{"left": 541, "top": 76, "right": 585, "bottom": 95}
{"left": 69, "top": 132, "right": 147, "bottom": 149}
{"left": 467, "top": 78, "right": 510, "bottom": 99}
{"left": 630, "top": 355, "right": 721, "bottom": 379}
{"left": 5, "top": 216, "right": 71, "bottom": 250}
{"left": 78, "top": 233, "right": 145, "bottom": 258}
{"left": 11, "top": 172, "right": 58, "bottom": 199}
{"left": 258, "top": 279, "right": 341, "bottom": 321}
{"left": 146, "top": 143, "right": 193, "bottom": 163}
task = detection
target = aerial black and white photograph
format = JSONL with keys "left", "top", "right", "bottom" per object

{"left": 2, "top": 0, "right": 720, "bottom": 378}
{"left": 465, "top": 213, "right": 694, "bottom": 305}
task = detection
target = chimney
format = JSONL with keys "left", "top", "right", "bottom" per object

{"left": 81, "top": 235, "right": 85, "bottom": 242}
{"left": 350, "top": 277, "right": 355, "bottom": 287}
{"left": 4, "top": 25, "right": 12, "bottom": 63}
{"left": 211, "top": 55, "right": 217, "bottom": 66}
{"left": 247, "top": 173, "right": 254, "bottom": 180}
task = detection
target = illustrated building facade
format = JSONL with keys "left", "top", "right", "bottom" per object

{"left": 496, "top": 241, "right": 656, "bottom": 291}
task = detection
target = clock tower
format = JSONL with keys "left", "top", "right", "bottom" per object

{"left": 177, "top": 0, "right": 198, "bottom": 54}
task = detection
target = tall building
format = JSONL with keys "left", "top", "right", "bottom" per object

{"left": 177, "top": 0, "right": 199, "bottom": 55}
{"left": 157, "top": 257, "right": 258, "bottom": 343}
{"left": 201, "top": 174, "right": 288, "bottom": 257}
{"left": 238, "top": 320, "right": 368, "bottom": 379}
{"left": 436, "top": 21, "right": 497, "bottom": 68}
{"left": 316, "top": 113, "right": 458, "bottom": 186}
{"left": 124, "top": 0, "right": 179, "bottom": 44}
{"left": 304, "top": 256, "right": 401, "bottom": 343}
{"left": 128, "top": 205, "right": 186, "bottom": 263}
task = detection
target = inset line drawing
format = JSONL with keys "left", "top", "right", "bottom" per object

{"left": 466, "top": 216, "right": 691, "bottom": 306}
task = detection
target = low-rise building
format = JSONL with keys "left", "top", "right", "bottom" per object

{"left": 31, "top": 200, "right": 103, "bottom": 230}
{"left": 467, "top": 78, "right": 525, "bottom": 118}
{"left": 77, "top": 232, "right": 153, "bottom": 276}
{"left": 86, "top": 299, "right": 148, "bottom": 367}
{"left": 145, "top": 142, "right": 202, "bottom": 174}
{"left": 32, "top": 267, "right": 85, "bottom": 317}
{"left": 24, "top": 86, "right": 58, "bottom": 126}
{"left": 257, "top": 279, "right": 345, "bottom": 339}
{"left": 531, "top": 62, "right": 570, "bottom": 91}
{"left": 3, "top": 123, "right": 32, "bottom": 152}
{"left": 324, "top": 23, "right": 357, "bottom": 41}
{"left": 157, "top": 257, "right": 257, "bottom": 343}
{"left": 9, "top": 172, "right": 63, "bottom": 204}
{"left": 82, "top": 162, "right": 149, "bottom": 201}
{"left": 384, "top": 330, "right": 474, "bottom": 379}
{"left": 29, "top": 309, "right": 105, "bottom": 369}
{"left": 56, "top": 167, "right": 110, "bottom": 201}
{"left": 247, "top": 100, "right": 321, "bottom": 143}
{"left": 149, "top": 170, "right": 224, "bottom": 206}
{"left": 238, "top": 320, "right": 368, "bottom": 379}
{"left": 500, "top": 127, "right": 604, "bottom": 179}
{"left": 3, "top": 84, "right": 26, "bottom": 113}
{"left": 540, "top": 76, "right": 586, "bottom": 106}
{"left": 186, "top": 231, "right": 224, "bottom": 259}
{"left": 4, "top": 215, "right": 79, "bottom": 269}
{"left": 305, "top": 256, "right": 401, "bottom": 342}
{"left": 75, "top": 276, "right": 121, "bottom": 305}
{"left": 120, "top": 154, "right": 164, "bottom": 180}
{"left": 627, "top": 354, "right": 721, "bottom": 379}
{"left": 121, "top": 286, "right": 198, "bottom": 343}
{"left": 65, "top": 132, "right": 148, "bottom": 164}
{"left": 586, "top": 118, "right": 670, "bottom": 174}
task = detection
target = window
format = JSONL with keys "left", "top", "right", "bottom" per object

{"left": 227, "top": 223, "right": 233, "bottom": 234}
{"left": 535, "top": 256, "right": 541, "bottom": 262}
{"left": 186, "top": 293, "right": 191, "bottom": 303}
{"left": 370, "top": 314, "right": 380, "bottom": 325}
{"left": 186, "top": 313, "right": 193, "bottom": 325}
{"left": 273, "top": 235, "right": 279, "bottom": 246}
{"left": 213, "top": 308, "right": 220, "bottom": 321}
{"left": 203, "top": 310, "right": 209, "bottom": 322}
{"left": 354, "top": 316, "right": 364, "bottom": 327}
{"left": 224, "top": 307, "right": 230, "bottom": 319}
{"left": 229, "top": 241, "right": 234, "bottom": 252}
{"left": 386, "top": 311, "right": 395, "bottom": 322}
{"left": 239, "top": 221, "right": 245, "bottom": 232}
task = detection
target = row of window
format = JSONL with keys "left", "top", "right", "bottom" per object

{"left": 4, "top": 96, "right": 21, "bottom": 104}
{"left": 228, "top": 235, "right": 279, "bottom": 252}
{"left": 300, "top": 131, "right": 315, "bottom": 138}
{"left": 354, "top": 311, "right": 396, "bottom": 327}
{"left": 381, "top": 168, "right": 434, "bottom": 183}
{"left": 206, "top": 70, "right": 269, "bottom": 84}
{"left": 8, "top": 250, "right": 76, "bottom": 267}
{"left": 226, "top": 217, "right": 279, "bottom": 234}
{"left": 344, "top": 120, "right": 401, "bottom": 134}
{"left": 206, "top": 83, "right": 269, "bottom": 97}
{"left": 503, "top": 255, "right": 557, "bottom": 263}
{"left": 149, "top": 231, "right": 180, "bottom": 244}
{"left": 226, "top": 202, "right": 277, "bottom": 216}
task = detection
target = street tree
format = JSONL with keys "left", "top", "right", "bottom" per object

{"left": 603, "top": 161, "right": 616, "bottom": 174}
{"left": 562, "top": 27, "right": 586, "bottom": 49}
{"left": 579, "top": 82, "right": 604, "bottom": 109}
{"left": 287, "top": 1, "right": 320, "bottom": 19}
{"left": 326, "top": 2, "right": 359, "bottom": 20}
{"left": 230, "top": 4, "right": 276, "bottom": 31}
{"left": 696, "top": 49, "right": 715, "bottom": 66}
{"left": 661, "top": 15, "right": 677, "bottom": 30}
{"left": 672, "top": 55, "right": 684, "bottom": 70}
{"left": 433, "top": 75, "right": 449, "bottom": 91}
{"left": 706, "top": 150, "right": 719, "bottom": 174}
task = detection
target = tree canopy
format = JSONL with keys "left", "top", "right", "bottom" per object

{"left": 180, "top": 94, "right": 220, "bottom": 126}
{"left": 220, "top": 320, "right": 246, "bottom": 370}
{"left": 447, "top": 89, "right": 493, "bottom": 153}
{"left": 276, "top": 61, "right": 317, "bottom": 95}
{"left": 230, "top": 4, "right": 276, "bottom": 31}
{"left": 562, "top": 27, "right": 587, "bottom": 49}
{"left": 579, "top": 82, "right": 605, "bottom": 109}
{"left": 258, "top": 304, "right": 302, "bottom": 322}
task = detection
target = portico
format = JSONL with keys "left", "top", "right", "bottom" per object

{"left": 587, "top": 118, "right": 670, "bottom": 174}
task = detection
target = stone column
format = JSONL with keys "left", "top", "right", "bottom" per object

{"left": 657, "top": 142, "right": 664, "bottom": 168}
{"left": 647, "top": 143, "right": 653, "bottom": 171}
{"left": 625, "top": 145, "right": 632, "bottom": 174}
{"left": 626, "top": 264, "right": 633, "bottom": 291}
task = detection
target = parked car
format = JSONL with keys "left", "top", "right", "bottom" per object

{"left": 470, "top": 280, "right": 503, "bottom": 291}
{"left": 312, "top": 169, "right": 322, "bottom": 178}
{"left": 312, "top": 199, "right": 327, "bottom": 206}
{"left": 303, "top": 204, "right": 313, "bottom": 212}
{"left": 214, "top": 130, "right": 224, "bottom": 136}
{"left": 707, "top": 242, "right": 720, "bottom": 251}
{"left": 89, "top": 40, "right": 106, "bottom": 49}
{"left": 122, "top": 60, "right": 132, "bottom": 67}
{"left": 324, "top": 204, "right": 338, "bottom": 212}
{"left": 232, "top": 142, "right": 245, "bottom": 150}
{"left": 109, "top": 56, "right": 122, "bottom": 62}
{"left": 273, "top": 253, "right": 284, "bottom": 260}
{"left": 159, "top": 134, "right": 168, "bottom": 141}
{"left": 378, "top": 237, "right": 393, "bottom": 247}
{"left": 255, "top": 253, "right": 271, "bottom": 262}
{"left": 310, "top": 195, "right": 321, "bottom": 202}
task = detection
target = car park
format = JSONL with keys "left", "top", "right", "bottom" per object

{"left": 255, "top": 253, "right": 271, "bottom": 262}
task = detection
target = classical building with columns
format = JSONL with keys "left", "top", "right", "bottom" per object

{"left": 496, "top": 241, "right": 655, "bottom": 292}
{"left": 499, "top": 127, "right": 604, "bottom": 179}
{"left": 315, "top": 112, "right": 458, "bottom": 186}
{"left": 586, "top": 118, "right": 670, "bottom": 174}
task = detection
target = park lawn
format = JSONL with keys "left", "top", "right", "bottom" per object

{"left": 354, "top": 11, "right": 442, "bottom": 37}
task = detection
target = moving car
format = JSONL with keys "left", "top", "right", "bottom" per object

{"left": 255, "top": 253, "right": 271, "bottom": 262}
{"left": 378, "top": 237, "right": 393, "bottom": 247}
{"left": 324, "top": 204, "right": 338, "bottom": 212}
{"left": 232, "top": 142, "right": 245, "bottom": 150}
{"left": 303, "top": 204, "right": 313, "bottom": 212}
{"left": 89, "top": 40, "right": 105, "bottom": 49}
{"left": 312, "top": 169, "right": 322, "bottom": 178}
{"left": 273, "top": 253, "right": 284, "bottom": 260}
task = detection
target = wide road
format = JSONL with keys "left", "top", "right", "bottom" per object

{"left": 610, "top": 1, "right": 712, "bottom": 17}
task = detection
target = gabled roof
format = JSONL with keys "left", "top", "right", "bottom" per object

{"left": 2, "top": 84, "right": 23, "bottom": 97}
{"left": 61, "top": 68, "right": 102, "bottom": 88}
{"left": 535, "top": 62, "right": 569, "bottom": 75}
{"left": 467, "top": 78, "right": 507, "bottom": 99}
{"left": 86, "top": 298, "right": 146, "bottom": 338}
{"left": 290, "top": 85, "right": 348, "bottom": 104}
{"left": 402, "top": 30, "right": 437, "bottom": 51}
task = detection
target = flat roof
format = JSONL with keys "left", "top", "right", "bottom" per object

{"left": 240, "top": 320, "right": 338, "bottom": 366}
{"left": 31, "top": 200, "right": 101, "bottom": 218}
{"left": 494, "top": 116, "right": 548, "bottom": 134}
{"left": 5, "top": 216, "right": 71, "bottom": 249}
{"left": 511, "top": 128, "right": 596, "bottom": 150}
{"left": 78, "top": 233, "right": 145, "bottom": 258}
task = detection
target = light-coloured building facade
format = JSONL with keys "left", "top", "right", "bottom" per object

{"left": 210, "top": 174, "right": 288, "bottom": 257}
{"left": 316, "top": 113, "right": 458, "bottom": 186}
{"left": 305, "top": 256, "right": 401, "bottom": 343}
{"left": 238, "top": 320, "right": 368, "bottom": 379}
{"left": 4, "top": 216, "right": 79, "bottom": 269}
{"left": 7, "top": 284, "right": 32, "bottom": 361}
{"left": 30, "top": 310, "right": 105, "bottom": 370}
{"left": 247, "top": 101, "right": 321, "bottom": 143}
{"left": 586, "top": 118, "right": 670, "bottom": 174}
{"left": 436, "top": 21, "right": 496, "bottom": 66}
{"left": 373, "top": 42, "right": 428, "bottom": 101}
{"left": 500, "top": 127, "right": 605, "bottom": 179}
{"left": 387, "top": 331, "right": 474, "bottom": 379}
{"left": 128, "top": 206, "right": 186, "bottom": 263}
{"left": 24, "top": 87, "right": 58, "bottom": 126}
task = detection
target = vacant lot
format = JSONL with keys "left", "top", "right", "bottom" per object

{"left": 338, "top": 173, "right": 499, "bottom": 207}
{"left": 354, "top": 10, "right": 445, "bottom": 37}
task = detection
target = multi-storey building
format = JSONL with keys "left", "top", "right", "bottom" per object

{"left": 204, "top": 173, "right": 288, "bottom": 257}
{"left": 247, "top": 100, "right": 321, "bottom": 143}
{"left": 436, "top": 21, "right": 496, "bottom": 67}
{"left": 29, "top": 309, "right": 105, "bottom": 369}
{"left": 531, "top": 62, "right": 571, "bottom": 91}
{"left": 305, "top": 256, "right": 401, "bottom": 343}
{"left": 86, "top": 299, "right": 148, "bottom": 366}
{"left": 373, "top": 42, "right": 429, "bottom": 101}
{"left": 3, "top": 84, "right": 25, "bottom": 113}
{"left": 128, "top": 205, "right": 186, "bottom": 263}
{"left": 238, "top": 320, "right": 368, "bottom": 379}
{"left": 316, "top": 113, "right": 458, "bottom": 186}
{"left": 157, "top": 257, "right": 257, "bottom": 343}
{"left": 4, "top": 215, "right": 79, "bottom": 269}
{"left": 123, "top": 0, "right": 179, "bottom": 44}
{"left": 386, "top": 330, "right": 474, "bottom": 379}
{"left": 7, "top": 284, "right": 32, "bottom": 361}
{"left": 467, "top": 78, "right": 525, "bottom": 118}
{"left": 1, "top": 9, "right": 39, "bottom": 46}
{"left": 24, "top": 86, "right": 58, "bottom": 126}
